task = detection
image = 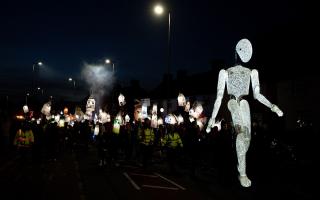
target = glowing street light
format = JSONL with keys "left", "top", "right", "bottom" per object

{"left": 105, "top": 59, "right": 115, "bottom": 73}
{"left": 154, "top": 5, "right": 164, "bottom": 15}
{"left": 68, "top": 77, "right": 76, "bottom": 88}
{"left": 153, "top": 3, "right": 172, "bottom": 112}
{"left": 32, "top": 61, "right": 43, "bottom": 72}
{"left": 32, "top": 61, "right": 44, "bottom": 93}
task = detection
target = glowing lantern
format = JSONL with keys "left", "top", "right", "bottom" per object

{"left": 151, "top": 104, "right": 158, "bottom": 128}
{"left": 41, "top": 101, "right": 51, "bottom": 117}
{"left": 152, "top": 104, "right": 157, "bottom": 115}
{"left": 177, "top": 114, "right": 184, "bottom": 124}
{"left": 75, "top": 107, "right": 84, "bottom": 122}
{"left": 142, "top": 104, "right": 148, "bottom": 119}
{"left": 65, "top": 115, "right": 70, "bottom": 123}
{"left": 58, "top": 119, "right": 65, "bottom": 127}
{"left": 106, "top": 113, "right": 111, "bottom": 122}
{"left": 118, "top": 93, "right": 126, "bottom": 106}
{"left": 151, "top": 114, "right": 158, "bottom": 128}
{"left": 63, "top": 107, "right": 68, "bottom": 115}
{"left": 160, "top": 108, "right": 164, "bottom": 113}
{"left": 157, "top": 118, "right": 163, "bottom": 126}
{"left": 113, "top": 113, "right": 122, "bottom": 134}
{"left": 55, "top": 114, "right": 60, "bottom": 123}
{"left": 23, "top": 105, "right": 29, "bottom": 113}
{"left": 165, "top": 114, "right": 177, "bottom": 125}
{"left": 98, "top": 109, "right": 109, "bottom": 124}
{"left": 177, "top": 93, "right": 186, "bottom": 107}
{"left": 125, "top": 114, "right": 130, "bottom": 123}
{"left": 94, "top": 125, "right": 99, "bottom": 136}
{"left": 86, "top": 96, "right": 96, "bottom": 117}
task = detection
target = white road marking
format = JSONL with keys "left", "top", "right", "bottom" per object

{"left": 123, "top": 172, "right": 141, "bottom": 190}
{"left": 154, "top": 173, "right": 186, "bottom": 190}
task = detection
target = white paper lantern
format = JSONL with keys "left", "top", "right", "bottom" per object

{"left": 157, "top": 118, "right": 163, "bottom": 126}
{"left": 65, "top": 115, "right": 70, "bottom": 123}
{"left": 165, "top": 114, "right": 177, "bottom": 125}
{"left": 118, "top": 93, "right": 126, "bottom": 106}
{"left": 86, "top": 96, "right": 96, "bottom": 116}
{"left": 151, "top": 114, "right": 158, "bottom": 128}
{"left": 55, "top": 114, "right": 60, "bottom": 123}
{"left": 125, "top": 114, "right": 130, "bottom": 123}
{"left": 98, "top": 109, "right": 109, "bottom": 124}
{"left": 41, "top": 101, "right": 51, "bottom": 116}
{"left": 177, "top": 93, "right": 186, "bottom": 107}
{"left": 58, "top": 119, "right": 65, "bottom": 127}
{"left": 23, "top": 105, "right": 29, "bottom": 113}
{"left": 142, "top": 105, "right": 148, "bottom": 119}
{"left": 94, "top": 125, "right": 99, "bottom": 136}
{"left": 177, "top": 114, "right": 184, "bottom": 124}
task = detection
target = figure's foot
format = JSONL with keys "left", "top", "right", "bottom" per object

{"left": 239, "top": 175, "right": 251, "bottom": 187}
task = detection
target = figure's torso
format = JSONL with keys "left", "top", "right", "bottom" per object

{"left": 226, "top": 65, "right": 251, "bottom": 99}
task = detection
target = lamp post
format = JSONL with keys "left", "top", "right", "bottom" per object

{"left": 105, "top": 59, "right": 115, "bottom": 73}
{"left": 68, "top": 77, "right": 76, "bottom": 89}
{"left": 32, "top": 61, "right": 43, "bottom": 93}
{"left": 154, "top": 4, "right": 172, "bottom": 113}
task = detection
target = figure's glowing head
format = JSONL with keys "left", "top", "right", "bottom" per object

{"left": 236, "top": 38, "right": 252, "bottom": 63}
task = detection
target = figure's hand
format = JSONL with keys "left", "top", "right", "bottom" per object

{"left": 206, "top": 118, "right": 215, "bottom": 133}
{"left": 271, "top": 104, "right": 283, "bottom": 117}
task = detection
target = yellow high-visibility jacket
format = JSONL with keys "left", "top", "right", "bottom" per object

{"left": 161, "top": 132, "right": 183, "bottom": 149}
{"left": 140, "top": 128, "right": 155, "bottom": 146}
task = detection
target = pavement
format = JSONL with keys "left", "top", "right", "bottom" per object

{"left": 0, "top": 144, "right": 316, "bottom": 200}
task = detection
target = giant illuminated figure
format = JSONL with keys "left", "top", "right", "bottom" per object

{"left": 206, "top": 38, "right": 283, "bottom": 187}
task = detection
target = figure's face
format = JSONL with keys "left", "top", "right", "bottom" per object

{"left": 236, "top": 38, "right": 252, "bottom": 63}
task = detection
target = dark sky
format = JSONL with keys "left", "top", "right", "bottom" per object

{"left": 0, "top": 0, "right": 316, "bottom": 101}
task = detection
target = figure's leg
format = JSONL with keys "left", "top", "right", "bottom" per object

{"left": 228, "top": 99, "right": 252, "bottom": 187}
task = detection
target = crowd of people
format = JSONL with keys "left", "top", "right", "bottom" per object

{"left": 0, "top": 99, "right": 303, "bottom": 185}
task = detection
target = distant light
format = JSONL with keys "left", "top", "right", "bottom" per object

{"left": 38, "top": 62, "right": 43, "bottom": 66}
{"left": 26, "top": 93, "right": 30, "bottom": 96}
{"left": 105, "top": 59, "right": 111, "bottom": 64}
{"left": 154, "top": 5, "right": 164, "bottom": 15}
{"left": 37, "top": 87, "right": 41, "bottom": 90}
{"left": 160, "top": 108, "right": 164, "bottom": 113}
{"left": 68, "top": 77, "right": 73, "bottom": 81}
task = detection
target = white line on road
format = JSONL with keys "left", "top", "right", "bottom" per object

{"left": 154, "top": 173, "right": 186, "bottom": 190}
{"left": 123, "top": 172, "right": 141, "bottom": 190}
{"left": 142, "top": 185, "right": 179, "bottom": 190}
{"left": 130, "top": 173, "right": 158, "bottom": 178}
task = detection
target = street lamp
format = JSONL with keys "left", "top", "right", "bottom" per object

{"left": 153, "top": 4, "right": 171, "bottom": 76}
{"left": 153, "top": 3, "right": 172, "bottom": 113}
{"left": 105, "top": 59, "right": 115, "bottom": 73}
{"left": 68, "top": 77, "right": 76, "bottom": 88}
{"left": 32, "top": 61, "right": 43, "bottom": 72}
{"left": 32, "top": 61, "right": 43, "bottom": 93}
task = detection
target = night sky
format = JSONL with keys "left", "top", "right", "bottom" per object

{"left": 0, "top": 0, "right": 316, "bottom": 101}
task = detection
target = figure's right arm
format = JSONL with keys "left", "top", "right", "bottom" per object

{"left": 206, "top": 69, "right": 227, "bottom": 133}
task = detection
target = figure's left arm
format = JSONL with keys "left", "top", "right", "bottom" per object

{"left": 251, "top": 69, "right": 283, "bottom": 117}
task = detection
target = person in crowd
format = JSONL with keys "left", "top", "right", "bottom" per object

{"left": 161, "top": 124, "right": 183, "bottom": 175}
{"left": 140, "top": 118, "right": 155, "bottom": 170}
